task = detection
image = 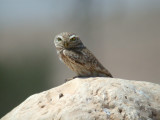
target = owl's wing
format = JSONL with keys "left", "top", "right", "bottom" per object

{"left": 63, "top": 48, "right": 113, "bottom": 77}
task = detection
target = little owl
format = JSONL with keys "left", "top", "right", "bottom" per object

{"left": 54, "top": 32, "right": 113, "bottom": 80}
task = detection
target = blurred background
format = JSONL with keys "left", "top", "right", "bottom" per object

{"left": 0, "top": 0, "right": 160, "bottom": 117}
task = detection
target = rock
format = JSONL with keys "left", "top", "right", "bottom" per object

{"left": 1, "top": 78, "right": 160, "bottom": 120}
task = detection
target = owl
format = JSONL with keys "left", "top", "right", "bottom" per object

{"left": 54, "top": 32, "right": 113, "bottom": 80}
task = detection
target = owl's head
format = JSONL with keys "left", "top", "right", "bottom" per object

{"left": 54, "top": 32, "right": 84, "bottom": 50}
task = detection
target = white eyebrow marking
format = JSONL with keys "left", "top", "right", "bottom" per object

{"left": 57, "top": 35, "right": 63, "bottom": 40}
{"left": 69, "top": 34, "right": 77, "bottom": 39}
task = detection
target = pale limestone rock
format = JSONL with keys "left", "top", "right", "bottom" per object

{"left": 1, "top": 78, "right": 160, "bottom": 120}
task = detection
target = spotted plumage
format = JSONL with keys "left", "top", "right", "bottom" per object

{"left": 54, "top": 32, "right": 113, "bottom": 78}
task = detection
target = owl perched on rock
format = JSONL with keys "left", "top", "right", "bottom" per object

{"left": 54, "top": 32, "right": 113, "bottom": 80}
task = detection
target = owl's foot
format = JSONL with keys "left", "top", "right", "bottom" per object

{"left": 64, "top": 76, "right": 79, "bottom": 82}
{"left": 64, "top": 78, "right": 73, "bottom": 82}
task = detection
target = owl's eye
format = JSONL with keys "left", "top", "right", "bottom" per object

{"left": 70, "top": 37, "right": 77, "bottom": 42}
{"left": 57, "top": 37, "right": 62, "bottom": 41}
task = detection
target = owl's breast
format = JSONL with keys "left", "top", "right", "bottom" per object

{"left": 60, "top": 50, "right": 75, "bottom": 65}
{"left": 58, "top": 50, "right": 72, "bottom": 64}
{"left": 58, "top": 50, "right": 85, "bottom": 75}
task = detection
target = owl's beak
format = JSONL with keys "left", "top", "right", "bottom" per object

{"left": 64, "top": 42, "right": 69, "bottom": 48}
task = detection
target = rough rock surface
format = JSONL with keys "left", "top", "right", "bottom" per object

{"left": 1, "top": 78, "right": 160, "bottom": 120}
